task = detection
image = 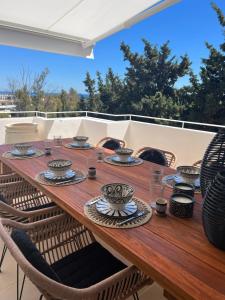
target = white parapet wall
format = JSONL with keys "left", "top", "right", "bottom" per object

{"left": 0, "top": 116, "right": 215, "bottom": 167}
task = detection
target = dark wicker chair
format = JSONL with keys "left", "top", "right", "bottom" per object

{"left": 135, "top": 147, "right": 176, "bottom": 167}
{"left": 96, "top": 137, "right": 126, "bottom": 151}
{"left": 0, "top": 214, "right": 152, "bottom": 300}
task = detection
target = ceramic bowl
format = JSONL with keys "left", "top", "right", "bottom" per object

{"left": 101, "top": 183, "right": 134, "bottom": 210}
{"left": 176, "top": 166, "right": 200, "bottom": 185}
{"left": 73, "top": 136, "right": 88, "bottom": 147}
{"left": 115, "top": 148, "right": 133, "bottom": 162}
{"left": 48, "top": 159, "right": 72, "bottom": 177}
{"left": 14, "top": 143, "right": 32, "bottom": 155}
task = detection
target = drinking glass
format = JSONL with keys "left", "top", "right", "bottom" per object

{"left": 149, "top": 166, "right": 165, "bottom": 209}
{"left": 96, "top": 147, "right": 104, "bottom": 162}
{"left": 54, "top": 135, "right": 62, "bottom": 147}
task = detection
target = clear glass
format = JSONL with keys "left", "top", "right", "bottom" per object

{"left": 44, "top": 139, "right": 52, "bottom": 155}
{"left": 96, "top": 147, "right": 104, "bottom": 162}
{"left": 149, "top": 166, "right": 165, "bottom": 208}
{"left": 53, "top": 135, "right": 62, "bottom": 147}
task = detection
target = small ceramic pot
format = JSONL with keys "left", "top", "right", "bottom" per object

{"left": 115, "top": 148, "right": 133, "bottom": 162}
{"left": 170, "top": 193, "right": 195, "bottom": 218}
{"left": 73, "top": 136, "right": 88, "bottom": 147}
{"left": 88, "top": 167, "right": 96, "bottom": 179}
{"left": 155, "top": 198, "right": 167, "bottom": 217}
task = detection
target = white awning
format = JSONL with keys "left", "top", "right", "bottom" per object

{"left": 0, "top": 0, "right": 179, "bottom": 58}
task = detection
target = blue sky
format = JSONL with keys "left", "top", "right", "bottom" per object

{"left": 0, "top": 0, "right": 224, "bottom": 93}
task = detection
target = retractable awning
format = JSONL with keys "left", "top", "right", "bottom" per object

{"left": 0, "top": 0, "right": 179, "bottom": 58}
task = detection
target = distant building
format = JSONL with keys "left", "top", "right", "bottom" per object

{"left": 0, "top": 93, "right": 16, "bottom": 111}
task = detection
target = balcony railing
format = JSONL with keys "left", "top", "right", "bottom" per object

{"left": 0, "top": 110, "right": 224, "bottom": 132}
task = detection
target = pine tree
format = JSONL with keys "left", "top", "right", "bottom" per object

{"left": 189, "top": 3, "right": 225, "bottom": 124}
{"left": 83, "top": 72, "right": 102, "bottom": 111}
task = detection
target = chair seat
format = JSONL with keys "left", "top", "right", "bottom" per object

{"left": 52, "top": 242, "right": 126, "bottom": 288}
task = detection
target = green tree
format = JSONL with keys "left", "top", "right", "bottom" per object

{"left": 83, "top": 72, "right": 102, "bottom": 111}
{"left": 60, "top": 89, "right": 68, "bottom": 111}
{"left": 119, "top": 40, "right": 191, "bottom": 114}
{"left": 32, "top": 68, "right": 49, "bottom": 110}
{"left": 188, "top": 3, "right": 225, "bottom": 124}
{"left": 66, "top": 88, "right": 80, "bottom": 111}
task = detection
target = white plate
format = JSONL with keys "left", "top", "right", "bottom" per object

{"left": 43, "top": 169, "right": 76, "bottom": 182}
{"left": 11, "top": 149, "right": 36, "bottom": 157}
{"left": 70, "top": 143, "right": 91, "bottom": 148}
{"left": 96, "top": 197, "right": 137, "bottom": 218}
{"left": 111, "top": 155, "right": 135, "bottom": 164}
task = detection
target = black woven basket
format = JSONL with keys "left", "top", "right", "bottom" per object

{"left": 202, "top": 170, "right": 225, "bottom": 250}
{"left": 200, "top": 129, "right": 225, "bottom": 196}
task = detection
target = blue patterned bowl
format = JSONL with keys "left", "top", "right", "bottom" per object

{"left": 101, "top": 183, "right": 134, "bottom": 210}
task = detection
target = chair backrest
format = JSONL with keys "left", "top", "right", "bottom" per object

{"left": 136, "top": 147, "right": 176, "bottom": 167}
{"left": 96, "top": 137, "right": 126, "bottom": 150}
{"left": 193, "top": 160, "right": 202, "bottom": 168}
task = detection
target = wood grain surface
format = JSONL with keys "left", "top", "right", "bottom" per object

{"left": 1, "top": 140, "right": 225, "bottom": 300}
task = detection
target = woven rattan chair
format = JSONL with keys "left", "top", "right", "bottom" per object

{"left": 193, "top": 160, "right": 202, "bottom": 168}
{"left": 0, "top": 173, "right": 62, "bottom": 272}
{"left": 135, "top": 147, "right": 176, "bottom": 167}
{"left": 0, "top": 214, "right": 152, "bottom": 300}
{"left": 96, "top": 137, "right": 126, "bottom": 150}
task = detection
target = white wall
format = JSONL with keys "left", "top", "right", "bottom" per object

{"left": 0, "top": 116, "right": 215, "bottom": 166}
{"left": 126, "top": 121, "right": 215, "bottom": 166}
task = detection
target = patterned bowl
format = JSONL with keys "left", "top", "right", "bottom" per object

{"left": 48, "top": 159, "right": 72, "bottom": 177}
{"left": 73, "top": 136, "right": 88, "bottom": 147}
{"left": 101, "top": 183, "right": 134, "bottom": 210}
{"left": 115, "top": 148, "right": 134, "bottom": 162}
{"left": 177, "top": 166, "right": 200, "bottom": 185}
{"left": 14, "top": 143, "right": 32, "bottom": 155}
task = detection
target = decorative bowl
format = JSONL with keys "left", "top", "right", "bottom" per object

{"left": 73, "top": 136, "right": 88, "bottom": 147}
{"left": 101, "top": 183, "right": 134, "bottom": 210}
{"left": 176, "top": 166, "right": 200, "bottom": 185}
{"left": 115, "top": 148, "right": 134, "bottom": 162}
{"left": 47, "top": 159, "right": 72, "bottom": 177}
{"left": 14, "top": 143, "right": 32, "bottom": 155}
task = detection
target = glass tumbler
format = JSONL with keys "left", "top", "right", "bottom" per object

{"left": 149, "top": 166, "right": 165, "bottom": 208}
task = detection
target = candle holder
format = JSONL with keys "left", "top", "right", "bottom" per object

{"left": 173, "top": 182, "right": 194, "bottom": 197}
{"left": 169, "top": 193, "right": 195, "bottom": 218}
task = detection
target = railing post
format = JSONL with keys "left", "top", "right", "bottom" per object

{"left": 85, "top": 111, "right": 87, "bottom": 117}
{"left": 182, "top": 121, "right": 185, "bottom": 128}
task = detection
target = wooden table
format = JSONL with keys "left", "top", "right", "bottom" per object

{"left": 1, "top": 140, "right": 225, "bottom": 300}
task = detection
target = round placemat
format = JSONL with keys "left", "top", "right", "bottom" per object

{"left": 2, "top": 149, "right": 44, "bottom": 160}
{"left": 64, "top": 143, "right": 93, "bottom": 150}
{"left": 162, "top": 174, "right": 200, "bottom": 193}
{"left": 104, "top": 156, "right": 143, "bottom": 167}
{"left": 35, "top": 169, "right": 86, "bottom": 186}
{"left": 84, "top": 196, "right": 152, "bottom": 228}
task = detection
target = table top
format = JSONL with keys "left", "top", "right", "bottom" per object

{"left": 1, "top": 140, "right": 225, "bottom": 300}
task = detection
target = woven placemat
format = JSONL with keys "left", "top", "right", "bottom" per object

{"left": 84, "top": 196, "right": 152, "bottom": 229}
{"left": 2, "top": 149, "right": 44, "bottom": 160}
{"left": 162, "top": 174, "right": 200, "bottom": 193}
{"left": 64, "top": 143, "right": 94, "bottom": 150}
{"left": 35, "top": 169, "right": 86, "bottom": 186}
{"left": 104, "top": 156, "right": 143, "bottom": 167}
